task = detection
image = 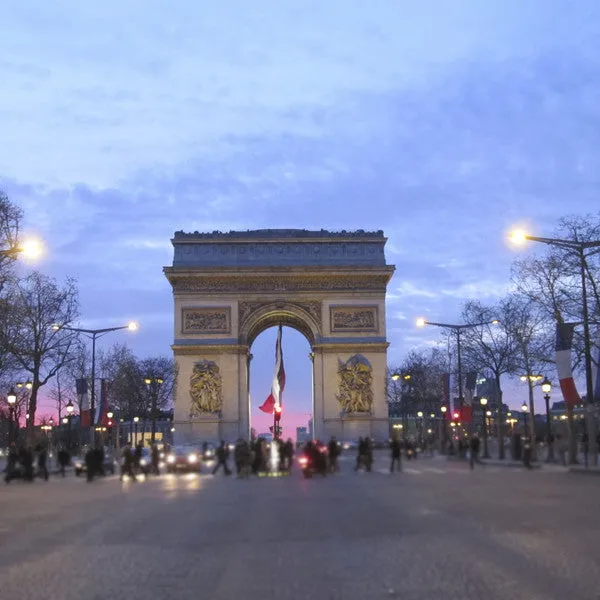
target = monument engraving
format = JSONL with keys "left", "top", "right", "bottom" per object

{"left": 189, "top": 360, "right": 223, "bottom": 416}
{"left": 330, "top": 306, "right": 378, "bottom": 332}
{"left": 336, "top": 354, "right": 374, "bottom": 413}
{"left": 182, "top": 307, "right": 231, "bottom": 334}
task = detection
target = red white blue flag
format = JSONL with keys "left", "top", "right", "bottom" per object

{"left": 555, "top": 322, "right": 581, "bottom": 407}
{"left": 259, "top": 326, "right": 286, "bottom": 413}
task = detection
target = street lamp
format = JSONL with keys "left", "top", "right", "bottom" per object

{"left": 541, "top": 377, "right": 554, "bottom": 462}
{"left": 521, "top": 401, "right": 529, "bottom": 438}
{"left": 133, "top": 416, "right": 140, "bottom": 446}
{"left": 52, "top": 321, "right": 138, "bottom": 443}
{"left": 65, "top": 400, "right": 74, "bottom": 450}
{"left": 480, "top": 397, "right": 490, "bottom": 458}
{"left": 144, "top": 376, "right": 164, "bottom": 444}
{"left": 0, "top": 238, "right": 44, "bottom": 260}
{"left": 509, "top": 228, "right": 600, "bottom": 466}
{"left": 416, "top": 317, "right": 498, "bottom": 428}
{"left": 7, "top": 388, "right": 17, "bottom": 445}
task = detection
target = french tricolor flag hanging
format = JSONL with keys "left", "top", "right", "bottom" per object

{"left": 555, "top": 322, "right": 582, "bottom": 407}
{"left": 259, "top": 325, "right": 286, "bottom": 413}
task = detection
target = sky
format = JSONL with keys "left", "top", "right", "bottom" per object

{"left": 1, "top": 1, "right": 599, "bottom": 434}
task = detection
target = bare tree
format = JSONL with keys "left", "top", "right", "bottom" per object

{"left": 0, "top": 272, "right": 80, "bottom": 435}
{"left": 0, "top": 190, "right": 23, "bottom": 293}
{"left": 98, "top": 345, "right": 176, "bottom": 443}
{"left": 461, "top": 298, "right": 520, "bottom": 459}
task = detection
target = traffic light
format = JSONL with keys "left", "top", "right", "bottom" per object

{"left": 274, "top": 405, "right": 282, "bottom": 423}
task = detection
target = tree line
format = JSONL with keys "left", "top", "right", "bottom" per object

{"left": 0, "top": 190, "right": 175, "bottom": 438}
{"left": 389, "top": 214, "right": 600, "bottom": 445}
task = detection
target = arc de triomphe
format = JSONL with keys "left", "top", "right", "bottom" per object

{"left": 164, "top": 229, "right": 395, "bottom": 443}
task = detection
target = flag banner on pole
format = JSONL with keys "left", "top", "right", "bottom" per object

{"left": 555, "top": 322, "right": 582, "bottom": 407}
{"left": 464, "top": 371, "right": 477, "bottom": 405}
{"left": 77, "top": 378, "right": 92, "bottom": 427}
{"left": 259, "top": 326, "right": 286, "bottom": 413}
{"left": 95, "top": 379, "right": 110, "bottom": 426}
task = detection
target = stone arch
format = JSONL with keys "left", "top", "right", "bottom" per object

{"left": 239, "top": 301, "right": 322, "bottom": 347}
{"left": 164, "top": 229, "right": 395, "bottom": 444}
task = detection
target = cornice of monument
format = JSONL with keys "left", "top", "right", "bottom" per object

{"left": 172, "top": 228, "right": 386, "bottom": 243}
{"left": 164, "top": 267, "right": 395, "bottom": 293}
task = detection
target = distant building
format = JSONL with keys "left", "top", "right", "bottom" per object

{"left": 296, "top": 426, "right": 311, "bottom": 444}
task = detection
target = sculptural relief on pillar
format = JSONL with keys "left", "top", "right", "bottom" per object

{"left": 189, "top": 360, "right": 223, "bottom": 416}
{"left": 336, "top": 354, "right": 374, "bottom": 413}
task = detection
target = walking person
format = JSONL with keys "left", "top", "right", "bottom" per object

{"left": 151, "top": 444, "right": 160, "bottom": 475}
{"left": 212, "top": 440, "right": 232, "bottom": 476}
{"left": 469, "top": 435, "right": 481, "bottom": 470}
{"left": 36, "top": 445, "right": 49, "bottom": 481}
{"left": 390, "top": 436, "right": 402, "bottom": 474}
{"left": 120, "top": 444, "right": 137, "bottom": 482}
{"left": 327, "top": 437, "right": 340, "bottom": 473}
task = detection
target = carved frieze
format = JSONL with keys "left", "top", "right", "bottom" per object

{"left": 169, "top": 274, "right": 391, "bottom": 293}
{"left": 336, "top": 354, "right": 373, "bottom": 413}
{"left": 330, "top": 306, "right": 378, "bottom": 333}
{"left": 189, "top": 360, "right": 222, "bottom": 416}
{"left": 182, "top": 307, "right": 231, "bottom": 334}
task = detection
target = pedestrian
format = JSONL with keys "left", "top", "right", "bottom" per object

{"left": 57, "top": 447, "right": 70, "bottom": 477}
{"left": 469, "top": 435, "right": 480, "bottom": 470}
{"left": 36, "top": 445, "right": 49, "bottom": 481}
{"left": 120, "top": 444, "right": 137, "bottom": 482}
{"left": 283, "top": 438, "right": 295, "bottom": 472}
{"left": 390, "top": 436, "right": 402, "bottom": 473}
{"left": 327, "top": 436, "right": 340, "bottom": 473}
{"left": 4, "top": 444, "right": 20, "bottom": 483}
{"left": 151, "top": 444, "right": 160, "bottom": 475}
{"left": 212, "top": 440, "right": 232, "bottom": 476}
{"left": 581, "top": 432, "right": 589, "bottom": 468}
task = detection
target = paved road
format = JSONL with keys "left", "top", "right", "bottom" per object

{"left": 1, "top": 459, "right": 599, "bottom": 600}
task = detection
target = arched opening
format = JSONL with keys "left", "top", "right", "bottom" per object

{"left": 249, "top": 325, "right": 314, "bottom": 444}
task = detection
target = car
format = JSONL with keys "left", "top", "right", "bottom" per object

{"left": 74, "top": 448, "right": 117, "bottom": 477}
{"left": 165, "top": 446, "right": 201, "bottom": 473}
{"left": 201, "top": 443, "right": 216, "bottom": 462}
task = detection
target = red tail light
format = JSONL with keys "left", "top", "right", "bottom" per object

{"left": 298, "top": 456, "right": 308, "bottom": 466}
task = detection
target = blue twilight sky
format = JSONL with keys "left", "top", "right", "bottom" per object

{"left": 1, "top": 1, "right": 599, "bottom": 430}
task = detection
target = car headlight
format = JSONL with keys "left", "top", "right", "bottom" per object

{"left": 167, "top": 455, "right": 175, "bottom": 464}
{"left": 205, "top": 450, "right": 214, "bottom": 457}
{"left": 188, "top": 454, "right": 197, "bottom": 463}
{"left": 140, "top": 458, "right": 148, "bottom": 466}
{"left": 75, "top": 461, "right": 83, "bottom": 469}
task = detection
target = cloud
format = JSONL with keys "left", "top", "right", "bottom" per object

{"left": 2, "top": 0, "right": 600, "bottom": 404}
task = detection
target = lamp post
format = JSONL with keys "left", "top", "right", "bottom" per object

{"left": 509, "top": 229, "right": 600, "bottom": 466}
{"left": 416, "top": 318, "right": 498, "bottom": 423}
{"left": 144, "top": 376, "right": 164, "bottom": 444}
{"left": 480, "top": 397, "right": 490, "bottom": 458}
{"left": 65, "top": 400, "right": 74, "bottom": 450}
{"left": 416, "top": 411, "right": 423, "bottom": 448}
{"left": 7, "top": 388, "right": 17, "bottom": 445}
{"left": 133, "top": 416, "right": 140, "bottom": 446}
{"left": 440, "top": 405, "right": 448, "bottom": 453}
{"left": 52, "top": 322, "right": 138, "bottom": 444}
{"left": 521, "top": 401, "right": 529, "bottom": 439}
{"left": 541, "top": 377, "right": 554, "bottom": 462}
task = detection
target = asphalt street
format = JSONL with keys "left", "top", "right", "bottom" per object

{"left": 1, "top": 455, "right": 599, "bottom": 600}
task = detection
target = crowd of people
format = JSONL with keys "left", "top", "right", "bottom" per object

{"left": 3, "top": 443, "right": 54, "bottom": 483}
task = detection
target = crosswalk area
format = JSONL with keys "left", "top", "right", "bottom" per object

{"left": 352, "top": 464, "right": 560, "bottom": 476}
